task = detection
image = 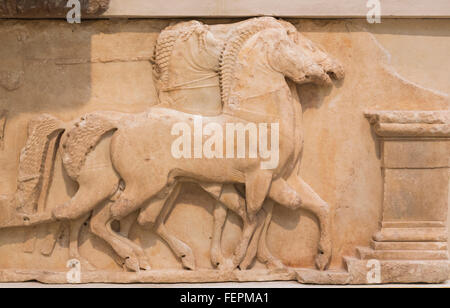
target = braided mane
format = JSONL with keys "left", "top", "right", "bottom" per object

{"left": 153, "top": 21, "right": 210, "bottom": 90}
{"left": 219, "top": 17, "right": 286, "bottom": 106}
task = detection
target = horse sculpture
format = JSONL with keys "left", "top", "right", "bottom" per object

{"left": 143, "top": 17, "right": 345, "bottom": 271}
{"left": 0, "top": 18, "right": 344, "bottom": 273}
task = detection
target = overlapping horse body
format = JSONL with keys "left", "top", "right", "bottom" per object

{"left": 0, "top": 17, "right": 344, "bottom": 272}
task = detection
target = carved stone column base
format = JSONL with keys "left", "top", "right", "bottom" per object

{"left": 346, "top": 110, "right": 450, "bottom": 284}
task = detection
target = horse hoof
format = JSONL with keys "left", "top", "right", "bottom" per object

{"left": 110, "top": 204, "right": 123, "bottom": 220}
{"left": 265, "top": 259, "right": 285, "bottom": 270}
{"left": 110, "top": 199, "right": 132, "bottom": 220}
{"left": 314, "top": 251, "right": 331, "bottom": 271}
{"left": 239, "top": 258, "right": 253, "bottom": 271}
{"left": 139, "top": 259, "right": 152, "bottom": 271}
{"left": 52, "top": 204, "right": 71, "bottom": 220}
{"left": 181, "top": 253, "right": 196, "bottom": 270}
{"left": 217, "top": 258, "right": 235, "bottom": 271}
{"left": 124, "top": 256, "right": 140, "bottom": 272}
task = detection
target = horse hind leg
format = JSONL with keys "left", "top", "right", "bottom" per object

{"left": 117, "top": 211, "right": 152, "bottom": 271}
{"left": 116, "top": 210, "right": 152, "bottom": 270}
{"left": 118, "top": 211, "right": 138, "bottom": 238}
{"left": 92, "top": 174, "right": 171, "bottom": 271}
{"left": 52, "top": 166, "right": 120, "bottom": 268}
{"left": 139, "top": 183, "right": 196, "bottom": 270}
{"left": 90, "top": 201, "right": 146, "bottom": 272}
{"left": 110, "top": 173, "right": 168, "bottom": 221}
{"left": 68, "top": 213, "right": 96, "bottom": 271}
{"left": 52, "top": 169, "right": 118, "bottom": 221}
{"left": 231, "top": 170, "right": 273, "bottom": 269}
{"left": 198, "top": 183, "right": 232, "bottom": 270}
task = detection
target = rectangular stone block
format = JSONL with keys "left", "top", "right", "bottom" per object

{"left": 382, "top": 221, "right": 445, "bottom": 228}
{"left": 371, "top": 240, "right": 448, "bottom": 251}
{"left": 383, "top": 139, "right": 450, "bottom": 168}
{"left": 383, "top": 168, "right": 449, "bottom": 222}
{"left": 356, "top": 246, "right": 449, "bottom": 260}
{"left": 373, "top": 227, "right": 448, "bottom": 242}
{"left": 345, "top": 257, "right": 450, "bottom": 284}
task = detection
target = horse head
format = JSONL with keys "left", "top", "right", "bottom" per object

{"left": 278, "top": 19, "right": 345, "bottom": 82}
{"left": 263, "top": 27, "right": 334, "bottom": 86}
{"left": 153, "top": 20, "right": 223, "bottom": 114}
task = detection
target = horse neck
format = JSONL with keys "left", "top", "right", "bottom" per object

{"left": 222, "top": 47, "right": 295, "bottom": 129}
{"left": 158, "top": 50, "right": 222, "bottom": 116}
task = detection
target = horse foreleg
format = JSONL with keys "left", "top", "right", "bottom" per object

{"left": 238, "top": 208, "right": 266, "bottom": 270}
{"left": 230, "top": 170, "right": 272, "bottom": 269}
{"left": 201, "top": 183, "right": 250, "bottom": 270}
{"left": 269, "top": 176, "right": 332, "bottom": 270}
{"left": 256, "top": 201, "right": 285, "bottom": 269}
{"left": 210, "top": 201, "right": 228, "bottom": 268}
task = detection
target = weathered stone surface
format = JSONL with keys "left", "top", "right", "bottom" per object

{"left": 0, "top": 0, "right": 109, "bottom": 17}
{"left": 371, "top": 240, "right": 448, "bottom": 251}
{"left": 0, "top": 268, "right": 296, "bottom": 284}
{"left": 295, "top": 269, "right": 351, "bottom": 285}
{"left": 345, "top": 258, "right": 450, "bottom": 284}
{"left": 382, "top": 169, "right": 449, "bottom": 222}
{"left": 104, "top": 0, "right": 450, "bottom": 18}
{"left": 0, "top": 110, "right": 6, "bottom": 149}
{"left": 382, "top": 140, "right": 450, "bottom": 168}
{"left": 356, "top": 246, "right": 449, "bottom": 260}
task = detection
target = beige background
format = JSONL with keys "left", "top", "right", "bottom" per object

{"left": 0, "top": 18, "right": 448, "bottom": 272}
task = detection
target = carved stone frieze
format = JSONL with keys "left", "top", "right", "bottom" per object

{"left": 0, "top": 16, "right": 448, "bottom": 285}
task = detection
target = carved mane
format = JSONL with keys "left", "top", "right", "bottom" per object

{"left": 153, "top": 21, "right": 211, "bottom": 91}
{"left": 218, "top": 17, "right": 286, "bottom": 106}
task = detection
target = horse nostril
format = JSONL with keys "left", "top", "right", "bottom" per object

{"left": 327, "top": 71, "right": 337, "bottom": 80}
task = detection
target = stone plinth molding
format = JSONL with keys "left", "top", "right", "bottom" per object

{"left": 345, "top": 110, "right": 450, "bottom": 284}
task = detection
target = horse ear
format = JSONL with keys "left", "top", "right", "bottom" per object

{"left": 205, "top": 31, "right": 221, "bottom": 49}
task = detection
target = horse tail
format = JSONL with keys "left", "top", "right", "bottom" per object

{"left": 61, "top": 112, "right": 120, "bottom": 180}
{"left": 16, "top": 114, "right": 65, "bottom": 213}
